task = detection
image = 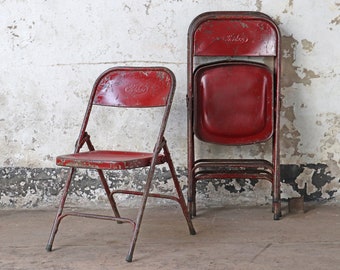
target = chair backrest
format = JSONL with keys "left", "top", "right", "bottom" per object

{"left": 92, "top": 67, "right": 174, "bottom": 108}
{"left": 188, "top": 11, "right": 279, "bottom": 57}
{"left": 76, "top": 67, "right": 176, "bottom": 151}
{"left": 188, "top": 11, "right": 281, "bottom": 145}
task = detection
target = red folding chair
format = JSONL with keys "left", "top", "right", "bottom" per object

{"left": 187, "top": 11, "right": 282, "bottom": 220}
{"left": 46, "top": 66, "right": 196, "bottom": 262}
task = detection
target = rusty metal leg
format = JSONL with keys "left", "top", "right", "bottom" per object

{"left": 125, "top": 167, "right": 154, "bottom": 262}
{"left": 46, "top": 168, "right": 75, "bottom": 252}
{"left": 187, "top": 176, "right": 196, "bottom": 218}
{"left": 126, "top": 141, "right": 196, "bottom": 262}
{"left": 187, "top": 178, "right": 197, "bottom": 218}
{"left": 187, "top": 168, "right": 197, "bottom": 218}
{"left": 96, "top": 169, "right": 121, "bottom": 219}
{"left": 187, "top": 172, "right": 193, "bottom": 218}
{"left": 192, "top": 180, "right": 197, "bottom": 217}
{"left": 87, "top": 137, "right": 121, "bottom": 219}
{"left": 272, "top": 171, "right": 281, "bottom": 220}
{"left": 163, "top": 143, "right": 196, "bottom": 235}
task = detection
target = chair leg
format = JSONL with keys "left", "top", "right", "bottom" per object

{"left": 125, "top": 166, "right": 155, "bottom": 262}
{"left": 192, "top": 181, "right": 197, "bottom": 217}
{"left": 87, "top": 136, "right": 121, "bottom": 219}
{"left": 126, "top": 145, "right": 196, "bottom": 262}
{"left": 187, "top": 170, "right": 196, "bottom": 218}
{"left": 171, "top": 174, "right": 196, "bottom": 235}
{"left": 272, "top": 172, "right": 281, "bottom": 220}
{"left": 187, "top": 175, "right": 193, "bottom": 218}
{"left": 163, "top": 144, "right": 196, "bottom": 235}
{"left": 273, "top": 198, "right": 281, "bottom": 220}
{"left": 97, "top": 169, "right": 121, "bottom": 219}
{"left": 187, "top": 178, "right": 197, "bottom": 217}
{"left": 46, "top": 168, "right": 75, "bottom": 252}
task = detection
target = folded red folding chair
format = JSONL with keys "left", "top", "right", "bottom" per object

{"left": 187, "top": 11, "right": 282, "bottom": 220}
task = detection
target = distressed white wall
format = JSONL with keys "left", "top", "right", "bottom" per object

{"left": 0, "top": 0, "right": 339, "bottom": 207}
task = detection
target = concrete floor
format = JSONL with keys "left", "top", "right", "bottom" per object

{"left": 1, "top": 202, "right": 340, "bottom": 270}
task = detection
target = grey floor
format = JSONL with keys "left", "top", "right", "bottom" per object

{"left": 1, "top": 202, "right": 339, "bottom": 270}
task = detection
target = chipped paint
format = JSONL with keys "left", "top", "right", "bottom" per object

{"left": 255, "top": 0, "right": 262, "bottom": 11}
{"left": 331, "top": 16, "right": 340, "bottom": 25}
{"left": 0, "top": 164, "right": 339, "bottom": 208}
{"left": 281, "top": 35, "right": 320, "bottom": 87}
{"left": 301, "top": 39, "right": 315, "bottom": 53}
{"left": 0, "top": 0, "right": 340, "bottom": 208}
{"left": 0, "top": 167, "right": 185, "bottom": 208}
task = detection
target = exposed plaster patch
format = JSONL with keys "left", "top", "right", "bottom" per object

{"left": 0, "top": 167, "right": 65, "bottom": 208}
{"left": 283, "top": 0, "right": 294, "bottom": 14}
{"left": 325, "top": 160, "right": 340, "bottom": 180}
{"left": 282, "top": 164, "right": 339, "bottom": 201}
{"left": 280, "top": 183, "right": 300, "bottom": 199}
{"left": 321, "top": 181, "right": 339, "bottom": 199}
{"left": 200, "top": 179, "right": 260, "bottom": 207}
{"left": 283, "top": 104, "right": 296, "bottom": 122}
{"left": 255, "top": 0, "right": 262, "bottom": 11}
{"left": 330, "top": 15, "right": 340, "bottom": 25}
{"left": 280, "top": 105, "right": 302, "bottom": 159}
{"left": 319, "top": 113, "right": 340, "bottom": 165}
{"left": 1, "top": 163, "right": 338, "bottom": 209}
{"left": 294, "top": 167, "right": 318, "bottom": 194}
{"left": 281, "top": 35, "right": 320, "bottom": 88}
{"left": 301, "top": 39, "right": 315, "bottom": 53}
{"left": 0, "top": 166, "right": 186, "bottom": 208}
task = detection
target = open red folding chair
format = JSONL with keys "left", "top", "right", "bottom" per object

{"left": 46, "top": 66, "right": 196, "bottom": 262}
{"left": 187, "top": 11, "right": 282, "bottom": 220}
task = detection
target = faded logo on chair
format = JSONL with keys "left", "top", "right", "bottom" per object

{"left": 124, "top": 84, "right": 148, "bottom": 95}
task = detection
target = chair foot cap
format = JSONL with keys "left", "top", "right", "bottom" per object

{"left": 273, "top": 213, "right": 281, "bottom": 220}
{"left": 46, "top": 244, "right": 52, "bottom": 252}
{"left": 125, "top": 255, "right": 133, "bottom": 263}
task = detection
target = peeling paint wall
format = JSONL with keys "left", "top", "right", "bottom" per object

{"left": 0, "top": 0, "right": 339, "bottom": 208}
